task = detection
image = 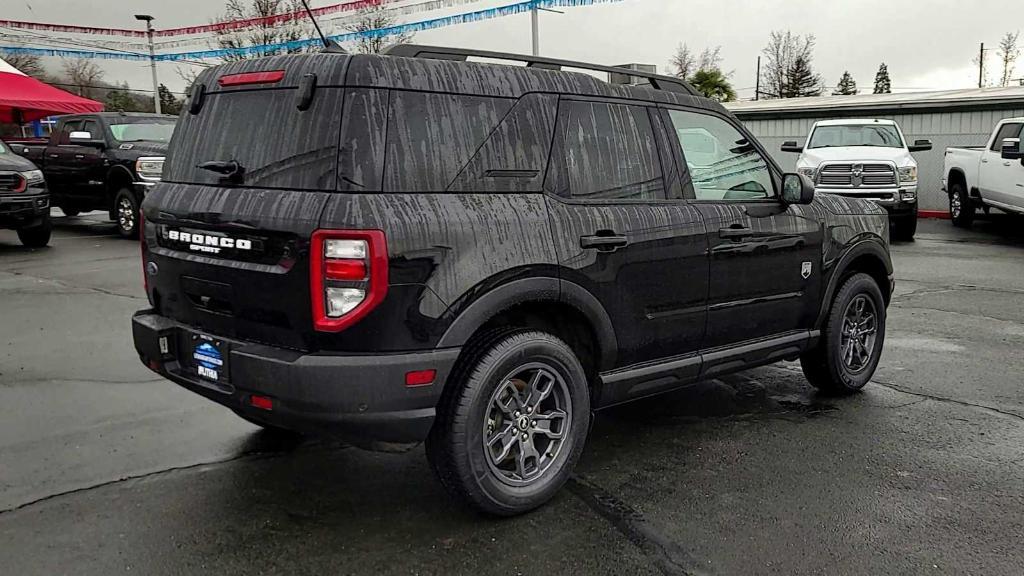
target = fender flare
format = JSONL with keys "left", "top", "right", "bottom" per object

{"left": 815, "top": 238, "right": 892, "bottom": 329}
{"left": 946, "top": 167, "right": 967, "bottom": 197}
{"left": 437, "top": 277, "right": 618, "bottom": 371}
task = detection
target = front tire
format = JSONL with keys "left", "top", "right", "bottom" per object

{"left": 950, "top": 181, "right": 974, "bottom": 228}
{"left": 17, "top": 215, "right": 52, "bottom": 248}
{"left": 801, "top": 273, "right": 886, "bottom": 395}
{"left": 427, "top": 330, "right": 590, "bottom": 516}
{"left": 113, "top": 188, "right": 139, "bottom": 239}
{"left": 891, "top": 209, "right": 918, "bottom": 241}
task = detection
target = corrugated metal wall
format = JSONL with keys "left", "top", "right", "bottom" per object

{"left": 739, "top": 108, "right": 1024, "bottom": 211}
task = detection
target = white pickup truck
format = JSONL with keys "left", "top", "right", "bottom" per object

{"left": 944, "top": 118, "right": 1024, "bottom": 227}
{"left": 780, "top": 118, "right": 932, "bottom": 240}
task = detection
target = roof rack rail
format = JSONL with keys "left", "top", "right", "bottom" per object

{"left": 383, "top": 44, "right": 699, "bottom": 97}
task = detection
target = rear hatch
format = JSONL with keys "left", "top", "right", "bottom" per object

{"left": 143, "top": 54, "right": 349, "bottom": 351}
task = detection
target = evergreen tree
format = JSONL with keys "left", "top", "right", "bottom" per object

{"left": 783, "top": 55, "right": 823, "bottom": 98}
{"left": 158, "top": 84, "right": 182, "bottom": 116}
{"left": 873, "top": 63, "right": 892, "bottom": 94}
{"left": 833, "top": 70, "right": 858, "bottom": 95}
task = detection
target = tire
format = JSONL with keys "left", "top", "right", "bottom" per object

{"left": 950, "top": 181, "right": 974, "bottom": 228}
{"left": 60, "top": 206, "right": 80, "bottom": 217}
{"left": 427, "top": 330, "right": 591, "bottom": 516}
{"left": 800, "top": 273, "right": 886, "bottom": 395}
{"left": 113, "top": 188, "right": 139, "bottom": 239}
{"left": 16, "top": 215, "right": 52, "bottom": 248}
{"left": 891, "top": 210, "right": 918, "bottom": 241}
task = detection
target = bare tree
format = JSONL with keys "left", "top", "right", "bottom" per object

{"left": 998, "top": 31, "right": 1020, "bottom": 87}
{"left": 344, "top": 3, "right": 414, "bottom": 54}
{"left": 670, "top": 44, "right": 725, "bottom": 80}
{"left": 213, "top": 0, "right": 313, "bottom": 62}
{"left": 60, "top": 58, "right": 105, "bottom": 98}
{"left": 669, "top": 43, "right": 696, "bottom": 79}
{"left": 760, "top": 31, "right": 821, "bottom": 98}
{"left": 1, "top": 51, "right": 47, "bottom": 80}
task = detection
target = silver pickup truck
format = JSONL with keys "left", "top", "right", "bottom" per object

{"left": 944, "top": 118, "right": 1024, "bottom": 227}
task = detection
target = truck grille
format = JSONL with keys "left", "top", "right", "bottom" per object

{"left": 817, "top": 163, "right": 897, "bottom": 188}
{"left": 0, "top": 172, "right": 25, "bottom": 192}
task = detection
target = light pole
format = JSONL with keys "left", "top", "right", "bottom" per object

{"left": 531, "top": 3, "right": 540, "bottom": 56}
{"left": 135, "top": 14, "right": 161, "bottom": 114}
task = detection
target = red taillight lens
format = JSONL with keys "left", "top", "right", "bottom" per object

{"left": 405, "top": 369, "right": 437, "bottom": 387}
{"left": 310, "top": 230, "right": 388, "bottom": 333}
{"left": 250, "top": 395, "right": 274, "bottom": 411}
{"left": 218, "top": 70, "right": 285, "bottom": 87}
{"left": 325, "top": 259, "right": 367, "bottom": 281}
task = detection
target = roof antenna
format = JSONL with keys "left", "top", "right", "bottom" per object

{"left": 299, "top": 0, "right": 347, "bottom": 53}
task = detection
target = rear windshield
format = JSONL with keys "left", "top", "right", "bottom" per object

{"left": 808, "top": 124, "right": 903, "bottom": 149}
{"left": 163, "top": 87, "right": 343, "bottom": 190}
{"left": 108, "top": 117, "right": 176, "bottom": 143}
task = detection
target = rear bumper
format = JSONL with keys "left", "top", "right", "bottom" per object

{"left": 816, "top": 186, "right": 918, "bottom": 216}
{"left": 0, "top": 192, "right": 49, "bottom": 229}
{"left": 132, "top": 311, "right": 461, "bottom": 443}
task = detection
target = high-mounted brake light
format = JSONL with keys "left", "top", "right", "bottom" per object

{"left": 310, "top": 230, "right": 388, "bottom": 333}
{"left": 218, "top": 70, "right": 285, "bottom": 87}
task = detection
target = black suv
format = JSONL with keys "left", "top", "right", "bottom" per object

{"left": 133, "top": 46, "right": 894, "bottom": 516}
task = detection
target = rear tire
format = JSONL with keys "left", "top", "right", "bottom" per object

{"left": 800, "top": 273, "right": 886, "bottom": 395}
{"left": 427, "top": 330, "right": 590, "bottom": 516}
{"left": 113, "top": 188, "right": 139, "bottom": 239}
{"left": 17, "top": 215, "right": 52, "bottom": 248}
{"left": 950, "top": 181, "right": 974, "bottom": 228}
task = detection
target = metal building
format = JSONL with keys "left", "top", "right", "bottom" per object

{"left": 726, "top": 87, "right": 1024, "bottom": 213}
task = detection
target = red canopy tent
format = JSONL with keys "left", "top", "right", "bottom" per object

{"left": 0, "top": 57, "right": 104, "bottom": 123}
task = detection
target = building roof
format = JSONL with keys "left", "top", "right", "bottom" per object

{"left": 726, "top": 86, "right": 1024, "bottom": 119}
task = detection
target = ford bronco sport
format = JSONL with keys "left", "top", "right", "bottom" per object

{"left": 133, "top": 45, "right": 894, "bottom": 516}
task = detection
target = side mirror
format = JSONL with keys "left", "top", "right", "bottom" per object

{"left": 69, "top": 131, "right": 105, "bottom": 149}
{"left": 1000, "top": 137, "right": 1023, "bottom": 160}
{"left": 907, "top": 139, "right": 933, "bottom": 152}
{"left": 781, "top": 141, "right": 803, "bottom": 153}
{"left": 782, "top": 173, "right": 815, "bottom": 205}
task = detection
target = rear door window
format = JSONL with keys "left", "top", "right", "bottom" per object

{"left": 552, "top": 100, "right": 665, "bottom": 201}
{"left": 163, "top": 88, "right": 344, "bottom": 190}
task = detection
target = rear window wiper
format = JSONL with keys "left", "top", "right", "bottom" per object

{"left": 197, "top": 160, "right": 245, "bottom": 181}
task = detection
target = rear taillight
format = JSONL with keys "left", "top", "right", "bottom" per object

{"left": 310, "top": 230, "right": 388, "bottom": 332}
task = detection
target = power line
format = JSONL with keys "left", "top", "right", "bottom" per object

{"left": 49, "top": 81, "right": 188, "bottom": 96}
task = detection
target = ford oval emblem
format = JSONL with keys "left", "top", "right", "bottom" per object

{"left": 146, "top": 261, "right": 159, "bottom": 276}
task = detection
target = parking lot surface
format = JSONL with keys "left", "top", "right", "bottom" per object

{"left": 1, "top": 213, "right": 1023, "bottom": 575}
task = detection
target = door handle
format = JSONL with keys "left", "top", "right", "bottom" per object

{"left": 75, "top": 154, "right": 84, "bottom": 159}
{"left": 49, "top": 154, "right": 59, "bottom": 158}
{"left": 580, "top": 233, "right": 628, "bottom": 251}
{"left": 719, "top": 226, "right": 753, "bottom": 239}
{"left": 982, "top": 158, "right": 989, "bottom": 163}
{"left": 1004, "top": 161, "right": 1012, "bottom": 166}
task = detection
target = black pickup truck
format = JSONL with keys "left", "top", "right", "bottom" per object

{"left": 8, "top": 112, "right": 175, "bottom": 237}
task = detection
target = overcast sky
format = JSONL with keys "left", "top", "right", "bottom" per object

{"left": 5, "top": 0, "right": 1023, "bottom": 98}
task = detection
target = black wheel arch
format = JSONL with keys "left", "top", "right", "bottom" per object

{"left": 815, "top": 239, "right": 892, "bottom": 330}
{"left": 105, "top": 165, "right": 137, "bottom": 217}
{"left": 437, "top": 277, "right": 618, "bottom": 373}
{"left": 946, "top": 168, "right": 967, "bottom": 197}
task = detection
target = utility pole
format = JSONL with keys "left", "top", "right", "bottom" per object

{"left": 978, "top": 42, "right": 986, "bottom": 88}
{"left": 135, "top": 14, "right": 161, "bottom": 114}
{"left": 531, "top": 2, "right": 540, "bottom": 56}
{"left": 755, "top": 56, "right": 761, "bottom": 101}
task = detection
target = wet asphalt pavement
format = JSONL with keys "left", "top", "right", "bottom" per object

{"left": 1, "top": 213, "right": 1023, "bottom": 575}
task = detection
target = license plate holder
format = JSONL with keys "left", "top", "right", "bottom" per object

{"left": 184, "top": 331, "right": 230, "bottom": 383}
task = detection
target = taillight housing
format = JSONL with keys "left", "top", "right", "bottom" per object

{"left": 310, "top": 229, "right": 388, "bottom": 332}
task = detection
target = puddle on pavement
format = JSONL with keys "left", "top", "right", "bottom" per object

{"left": 884, "top": 337, "right": 965, "bottom": 353}
{"left": 601, "top": 368, "right": 837, "bottom": 424}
